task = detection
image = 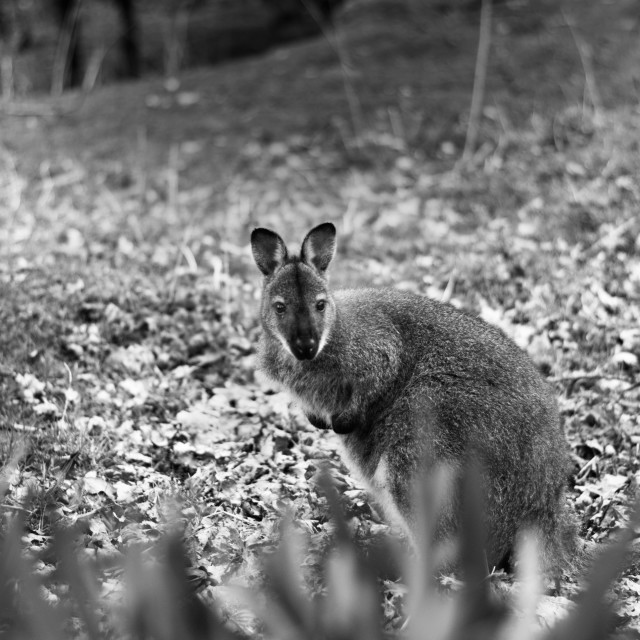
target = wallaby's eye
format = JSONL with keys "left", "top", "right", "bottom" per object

{"left": 274, "top": 302, "right": 286, "bottom": 315}
{"left": 316, "top": 300, "right": 326, "bottom": 312}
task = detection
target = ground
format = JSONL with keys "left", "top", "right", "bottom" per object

{"left": 1, "top": 1, "right": 640, "bottom": 636}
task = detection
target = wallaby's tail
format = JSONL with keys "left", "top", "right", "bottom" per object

{"left": 539, "top": 507, "right": 581, "bottom": 582}
{"left": 560, "top": 510, "right": 638, "bottom": 586}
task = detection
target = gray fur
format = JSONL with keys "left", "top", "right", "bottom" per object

{"left": 252, "top": 224, "right": 576, "bottom": 573}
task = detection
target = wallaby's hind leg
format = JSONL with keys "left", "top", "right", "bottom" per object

{"left": 370, "top": 450, "right": 416, "bottom": 541}
{"left": 371, "top": 445, "right": 461, "bottom": 564}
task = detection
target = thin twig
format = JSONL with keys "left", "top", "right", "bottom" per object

{"left": 51, "top": 0, "right": 83, "bottom": 96}
{"left": 548, "top": 373, "right": 622, "bottom": 383}
{"left": 74, "top": 506, "right": 108, "bottom": 520}
{"left": 1, "top": 52, "right": 14, "bottom": 101}
{"left": 619, "top": 380, "right": 640, "bottom": 396}
{"left": 60, "top": 362, "right": 74, "bottom": 425}
{"left": 461, "top": 0, "right": 493, "bottom": 165}
{"left": 619, "top": 399, "right": 640, "bottom": 410}
{"left": 562, "top": 9, "right": 603, "bottom": 124}
{"left": 576, "top": 455, "right": 599, "bottom": 482}
{"left": 549, "top": 372, "right": 639, "bottom": 399}
{"left": 441, "top": 270, "right": 456, "bottom": 304}
{"left": 0, "top": 96, "right": 86, "bottom": 117}
{"left": 82, "top": 45, "right": 106, "bottom": 92}
{"left": 0, "top": 504, "right": 29, "bottom": 513}
{"left": 212, "top": 506, "right": 259, "bottom": 526}
{"left": 300, "top": 0, "right": 364, "bottom": 147}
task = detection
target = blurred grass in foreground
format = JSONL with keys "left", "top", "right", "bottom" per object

{"left": 0, "top": 466, "right": 637, "bottom": 640}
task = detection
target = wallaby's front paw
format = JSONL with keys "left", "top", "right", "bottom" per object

{"left": 331, "top": 414, "right": 359, "bottom": 435}
{"left": 306, "top": 413, "right": 331, "bottom": 431}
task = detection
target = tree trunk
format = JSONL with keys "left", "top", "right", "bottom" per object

{"left": 52, "top": 0, "right": 84, "bottom": 90}
{"left": 114, "top": 0, "right": 141, "bottom": 78}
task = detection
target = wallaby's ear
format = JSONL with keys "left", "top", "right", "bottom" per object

{"left": 301, "top": 222, "right": 336, "bottom": 273}
{"left": 251, "top": 228, "right": 288, "bottom": 276}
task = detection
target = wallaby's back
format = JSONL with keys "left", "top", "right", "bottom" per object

{"left": 252, "top": 223, "right": 576, "bottom": 573}
{"left": 339, "top": 289, "right": 571, "bottom": 570}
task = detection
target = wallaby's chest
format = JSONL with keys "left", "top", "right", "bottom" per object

{"left": 260, "top": 340, "right": 352, "bottom": 417}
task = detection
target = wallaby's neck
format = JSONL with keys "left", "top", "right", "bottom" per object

{"left": 262, "top": 296, "right": 353, "bottom": 419}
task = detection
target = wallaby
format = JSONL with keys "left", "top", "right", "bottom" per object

{"left": 251, "top": 222, "right": 576, "bottom": 573}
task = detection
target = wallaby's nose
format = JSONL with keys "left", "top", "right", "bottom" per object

{"left": 293, "top": 336, "right": 317, "bottom": 360}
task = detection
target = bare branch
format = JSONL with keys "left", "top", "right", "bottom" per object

{"left": 461, "top": 0, "right": 493, "bottom": 166}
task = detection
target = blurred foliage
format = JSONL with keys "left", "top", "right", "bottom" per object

{"left": 0, "top": 470, "right": 637, "bottom": 639}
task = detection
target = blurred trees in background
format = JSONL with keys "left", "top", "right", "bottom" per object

{"left": 0, "top": 0, "right": 32, "bottom": 99}
{"left": 0, "top": 0, "right": 348, "bottom": 96}
{"left": 0, "top": 0, "right": 526, "bottom": 97}
{"left": 2, "top": 0, "right": 630, "bottom": 99}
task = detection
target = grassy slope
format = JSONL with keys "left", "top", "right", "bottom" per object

{"left": 1, "top": 0, "right": 640, "bottom": 633}
{"left": 3, "top": 1, "right": 639, "bottom": 181}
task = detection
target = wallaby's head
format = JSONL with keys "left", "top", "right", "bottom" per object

{"left": 251, "top": 222, "right": 337, "bottom": 361}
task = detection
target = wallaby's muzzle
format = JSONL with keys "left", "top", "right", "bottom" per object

{"left": 292, "top": 336, "right": 318, "bottom": 360}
